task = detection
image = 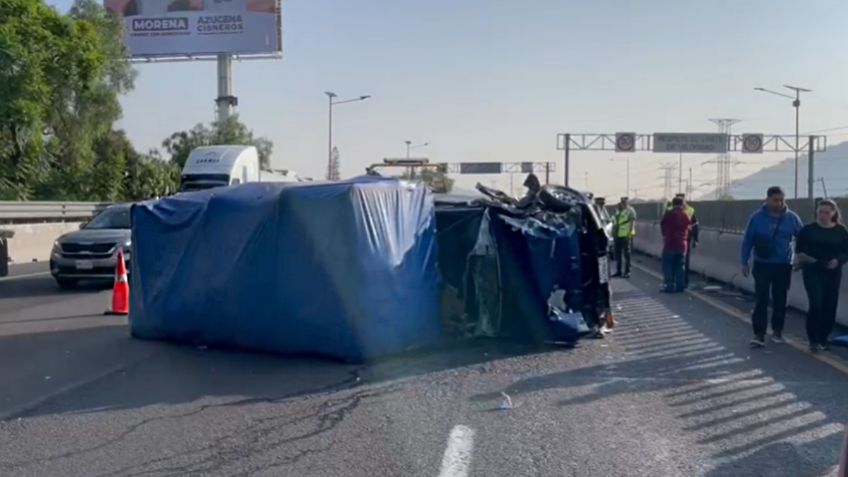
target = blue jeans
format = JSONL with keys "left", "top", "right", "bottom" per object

{"left": 662, "top": 251, "right": 685, "bottom": 292}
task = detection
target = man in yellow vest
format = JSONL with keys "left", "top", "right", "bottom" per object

{"left": 612, "top": 197, "right": 637, "bottom": 278}
{"left": 667, "top": 193, "right": 699, "bottom": 287}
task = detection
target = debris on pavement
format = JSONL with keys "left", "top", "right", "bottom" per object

{"left": 499, "top": 391, "right": 513, "bottom": 410}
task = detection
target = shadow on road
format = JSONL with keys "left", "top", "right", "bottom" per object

{"left": 7, "top": 322, "right": 556, "bottom": 421}
{"left": 471, "top": 281, "right": 848, "bottom": 476}
{"left": 0, "top": 276, "right": 107, "bottom": 300}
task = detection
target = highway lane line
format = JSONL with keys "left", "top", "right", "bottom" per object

{"left": 438, "top": 425, "right": 475, "bottom": 477}
{"left": 632, "top": 262, "right": 848, "bottom": 377}
{"left": 0, "top": 272, "right": 51, "bottom": 282}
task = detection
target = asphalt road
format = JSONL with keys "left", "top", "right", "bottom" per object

{"left": 0, "top": 268, "right": 847, "bottom": 476}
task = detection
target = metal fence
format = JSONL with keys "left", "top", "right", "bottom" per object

{"left": 0, "top": 201, "right": 110, "bottom": 224}
{"left": 629, "top": 198, "right": 848, "bottom": 234}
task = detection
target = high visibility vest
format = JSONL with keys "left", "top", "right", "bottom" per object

{"left": 615, "top": 208, "right": 635, "bottom": 238}
{"left": 666, "top": 204, "right": 695, "bottom": 219}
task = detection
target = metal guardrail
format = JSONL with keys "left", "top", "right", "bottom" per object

{"left": 0, "top": 201, "right": 111, "bottom": 223}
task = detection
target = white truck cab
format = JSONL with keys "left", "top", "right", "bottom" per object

{"left": 179, "top": 145, "right": 300, "bottom": 192}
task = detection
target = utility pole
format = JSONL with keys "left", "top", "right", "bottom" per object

{"left": 708, "top": 118, "right": 741, "bottom": 199}
{"left": 563, "top": 133, "right": 571, "bottom": 187}
{"left": 808, "top": 135, "right": 815, "bottom": 211}
{"left": 659, "top": 163, "right": 676, "bottom": 201}
{"left": 688, "top": 168, "right": 693, "bottom": 197}
{"left": 678, "top": 152, "right": 683, "bottom": 194}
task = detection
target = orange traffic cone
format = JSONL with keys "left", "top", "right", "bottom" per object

{"left": 104, "top": 249, "right": 129, "bottom": 315}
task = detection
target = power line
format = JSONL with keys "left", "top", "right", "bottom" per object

{"left": 802, "top": 124, "right": 848, "bottom": 134}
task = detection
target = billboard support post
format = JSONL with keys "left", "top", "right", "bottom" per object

{"left": 216, "top": 53, "right": 234, "bottom": 121}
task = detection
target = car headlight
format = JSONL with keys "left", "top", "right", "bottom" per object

{"left": 51, "top": 241, "right": 61, "bottom": 254}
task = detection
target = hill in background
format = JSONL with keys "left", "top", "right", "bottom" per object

{"left": 706, "top": 140, "right": 848, "bottom": 199}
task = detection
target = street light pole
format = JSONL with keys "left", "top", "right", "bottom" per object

{"left": 404, "top": 141, "right": 429, "bottom": 159}
{"left": 325, "top": 91, "right": 371, "bottom": 178}
{"left": 326, "top": 92, "right": 336, "bottom": 174}
{"left": 754, "top": 85, "right": 811, "bottom": 198}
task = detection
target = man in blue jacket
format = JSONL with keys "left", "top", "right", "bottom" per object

{"left": 741, "top": 186, "right": 803, "bottom": 347}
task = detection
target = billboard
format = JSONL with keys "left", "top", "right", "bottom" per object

{"left": 105, "top": 0, "right": 282, "bottom": 58}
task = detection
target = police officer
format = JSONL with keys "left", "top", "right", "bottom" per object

{"left": 612, "top": 197, "right": 637, "bottom": 278}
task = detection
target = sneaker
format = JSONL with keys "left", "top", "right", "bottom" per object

{"left": 749, "top": 336, "right": 766, "bottom": 348}
{"left": 622, "top": 272, "right": 631, "bottom": 278}
{"left": 590, "top": 325, "right": 605, "bottom": 339}
{"left": 611, "top": 272, "right": 622, "bottom": 278}
{"left": 771, "top": 333, "right": 786, "bottom": 344}
{"left": 815, "top": 343, "right": 828, "bottom": 352}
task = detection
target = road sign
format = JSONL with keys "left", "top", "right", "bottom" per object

{"left": 652, "top": 133, "right": 728, "bottom": 153}
{"left": 459, "top": 162, "right": 502, "bottom": 174}
{"left": 615, "top": 133, "right": 637, "bottom": 153}
{"left": 740, "top": 134, "right": 764, "bottom": 154}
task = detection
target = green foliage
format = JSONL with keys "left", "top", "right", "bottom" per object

{"left": 0, "top": 0, "right": 136, "bottom": 201}
{"left": 0, "top": 0, "right": 269, "bottom": 203}
{"left": 418, "top": 168, "right": 454, "bottom": 193}
{"left": 163, "top": 115, "right": 273, "bottom": 169}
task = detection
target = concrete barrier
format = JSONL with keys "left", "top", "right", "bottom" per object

{"left": 5, "top": 222, "right": 83, "bottom": 264}
{"left": 633, "top": 222, "right": 848, "bottom": 327}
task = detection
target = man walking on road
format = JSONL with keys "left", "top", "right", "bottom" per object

{"left": 612, "top": 197, "right": 636, "bottom": 278}
{"left": 741, "top": 186, "right": 803, "bottom": 347}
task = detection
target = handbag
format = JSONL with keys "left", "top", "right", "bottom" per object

{"left": 754, "top": 213, "right": 785, "bottom": 260}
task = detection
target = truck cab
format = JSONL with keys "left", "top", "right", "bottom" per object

{"left": 180, "top": 145, "right": 260, "bottom": 192}
{"left": 179, "top": 145, "right": 303, "bottom": 192}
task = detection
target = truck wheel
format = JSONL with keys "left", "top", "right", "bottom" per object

{"left": 539, "top": 185, "right": 579, "bottom": 213}
{"left": 55, "top": 278, "right": 78, "bottom": 290}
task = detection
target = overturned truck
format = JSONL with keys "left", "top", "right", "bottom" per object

{"left": 434, "top": 183, "right": 612, "bottom": 343}
{"left": 128, "top": 177, "right": 611, "bottom": 362}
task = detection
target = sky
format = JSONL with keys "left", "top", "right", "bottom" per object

{"left": 48, "top": 0, "right": 848, "bottom": 199}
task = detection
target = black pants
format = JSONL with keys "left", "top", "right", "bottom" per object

{"left": 752, "top": 262, "right": 792, "bottom": 337}
{"left": 614, "top": 237, "right": 631, "bottom": 274}
{"left": 802, "top": 268, "right": 842, "bottom": 345}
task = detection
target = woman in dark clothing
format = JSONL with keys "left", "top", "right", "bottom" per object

{"left": 795, "top": 199, "right": 848, "bottom": 352}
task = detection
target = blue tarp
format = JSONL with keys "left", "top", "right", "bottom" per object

{"left": 129, "top": 177, "right": 442, "bottom": 362}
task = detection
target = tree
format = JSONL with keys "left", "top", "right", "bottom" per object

{"left": 0, "top": 0, "right": 79, "bottom": 199}
{"left": 326, "top": 146, "right": 340, "bottom": 180}
{"left": 163, "top": 115, "right": 273, "bottom": 170}
{"left": 0, "top": 0, "right": 135, "bottom": 200}
{"left": 418, "top": 168, "right": 454, "bottom": 193}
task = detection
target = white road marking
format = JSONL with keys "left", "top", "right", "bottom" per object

{"left": 0, "top": 272, "right": 50, "bottom": 282}
{"left": 438, "top": 425, "right": 475, "bottom": 477}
